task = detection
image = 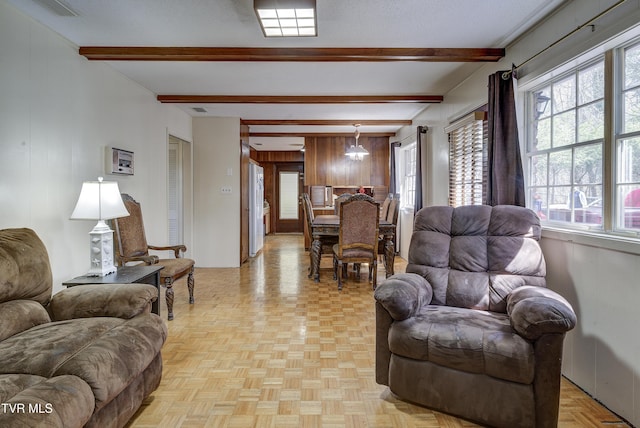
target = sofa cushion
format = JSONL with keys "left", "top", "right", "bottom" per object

{"left": 0, "top": 374, "right": 94, "bottom": 428}
{"left": 0, "top": 314, "right": 167, "bottom": 411}
{"left": 388, "top": 305, "right": 535, "bottom": 384}
{"left": 406, "top": 205, "right": 546, "bottom": 312}
{"left": 0, "top": 300, "right": 51, "bottom": 341}
{"left": 0, "top": 228, "right": 52, "bottom": 306}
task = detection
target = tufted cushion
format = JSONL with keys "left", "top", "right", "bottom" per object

{"left": 388, "top": 305, "right": 535, "bottom": 384}
{"left": 406, "top": 205, "right": 546, "bottom": 312}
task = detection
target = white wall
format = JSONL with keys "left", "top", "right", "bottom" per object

{"left": 0, "top": 2, "right": 192, "bottom": 294}
{"left": 192, "top": 117, "right": 241, "bottom": 267}
{"left": 393, "top": 1, "right": 640, "bottom": 424}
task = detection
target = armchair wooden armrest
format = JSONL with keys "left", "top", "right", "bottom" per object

{"left": 148, "top": 244, "right": 187, "bottom": 258}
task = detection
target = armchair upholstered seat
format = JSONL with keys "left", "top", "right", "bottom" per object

{"left": 374, "top": 205, "right": 576, "bottom": 428}
{"left": 112, "top": 194, "right": 194, "bottom": 321}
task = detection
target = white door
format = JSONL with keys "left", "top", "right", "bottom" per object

{"left": 168, "top": 137, "right": 183, "bottom": 245}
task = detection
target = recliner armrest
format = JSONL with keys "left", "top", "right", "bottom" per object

{"left": 507, "top": 285, "right": 577, "bottom": 340}
{"left": 49, "top": 283, "right": 159, "bottom": 321}
{"left": 373, "top": 273, "right": 433, "bottom": 321}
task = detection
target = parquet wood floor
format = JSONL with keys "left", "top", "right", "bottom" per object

{"left": 128, "top": 234, "right": 629, "bottom": 428}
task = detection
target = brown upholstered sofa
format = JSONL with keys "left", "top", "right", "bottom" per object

{"left": 0, "top": 228, "right": 167, "bottom": 428}
{"left": 374, "top": 205, "right": 577, "bottom": 428}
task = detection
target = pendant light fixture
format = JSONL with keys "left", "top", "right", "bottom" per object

{"left": 345, "top": 124, "right": 369, "bottom": 161}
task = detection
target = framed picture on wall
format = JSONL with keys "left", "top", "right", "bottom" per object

{"left": 106, "top": 147, "right": 134, "bottom": 175}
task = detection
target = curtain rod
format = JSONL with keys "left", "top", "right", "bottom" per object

{"left": 503, "top": 0, "right": 627, "bottom": 80}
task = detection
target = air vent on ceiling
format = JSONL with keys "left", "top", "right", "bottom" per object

{"left": 32, "top": 0, "right": 79, "bottom": 16}
{"left": 192, "top": 107, "right": 208, "bottom": 113}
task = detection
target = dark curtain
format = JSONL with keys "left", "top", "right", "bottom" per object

{"left": 414, "top": 126, "right": 427, "bottom": 211}
{"left": 389, "top": 142, "right": 401, "bottom": 196}
{"left": 487, "top": 70, "right": 525, "bottom": 207}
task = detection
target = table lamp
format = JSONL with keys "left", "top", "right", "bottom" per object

{"left": 70, "top": 177, "right": 129, "bottom": 276}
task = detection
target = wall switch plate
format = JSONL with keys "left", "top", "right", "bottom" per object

{"left": 227, "top": 168, "right": 233, "bottom": 176}
{"left": 221, "top": 187, "right": 232, "bottom": 194}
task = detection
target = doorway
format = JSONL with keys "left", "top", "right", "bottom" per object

{"left": 275, "top": 163, "right": 304, "bottom": 233}
{"left": 168, "top": 135, "right": 192, "bottom": 248}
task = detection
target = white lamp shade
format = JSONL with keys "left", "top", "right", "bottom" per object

{"left": 70, "top": 179, "right": 129, "bottom": 220}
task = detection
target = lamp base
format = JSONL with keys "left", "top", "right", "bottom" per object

{"left": 86, "top": 221, "right": 117, "bottom": 277}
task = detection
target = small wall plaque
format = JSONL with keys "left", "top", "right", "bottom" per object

{"left": 106, "top": 147, "right": 134, "bottom": 175}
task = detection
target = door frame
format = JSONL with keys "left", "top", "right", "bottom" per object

{"left": 275, "top": 162, "right": 304, "bottom": 233}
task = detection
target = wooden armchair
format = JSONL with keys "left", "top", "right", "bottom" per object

{"left": 112, "top": 194, "right": 194, "bottom": 320}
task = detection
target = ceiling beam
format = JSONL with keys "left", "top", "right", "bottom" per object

{"left": 79, "top": 47, "right": 505, "bottom": 62}
{"left": 242, "top": 119, "right": 412, "bottom": 126}
{"left": 250, "top": 132, "right": 396, "bottom": 137}
{"left": 157, "top": 95, "right": 442, "bottom": 104}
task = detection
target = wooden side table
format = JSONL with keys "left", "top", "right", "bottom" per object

{"left": 62, "top": 265, "right": 164, "bottom": 316}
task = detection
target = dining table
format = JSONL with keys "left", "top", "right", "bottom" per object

{"left": 310, "top": 214, "right": 397, "bottom": 282}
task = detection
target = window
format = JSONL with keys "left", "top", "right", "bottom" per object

{"left": 527, "top": 61, "right": 605, "bottom": 227}
{"left": 525, "top": 37, "right": 640, "bottom": 234}
{"left": 400, "top": 143, "right": 416, "bottom": 208}
{"left": 617, "top": 42, "right": 640, "bottom": 230}
{"left": 446, "top": 112, "right": 487, "bottom": 207}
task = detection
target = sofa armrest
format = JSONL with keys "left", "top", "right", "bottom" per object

{"left": 507, "top": 285, "right": 577, "bottom": 340}
{"left": 373, "top": 273, "right": 433, "bottom": 321}
{"left": 49, "top": 283, "right": 158, "bottom": 321}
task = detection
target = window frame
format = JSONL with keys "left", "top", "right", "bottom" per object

{"left": 523, "top": 35, "right": 640, "bottom": 238}
{"left": 399, "top": 142, "right": 416, "bottom": 209}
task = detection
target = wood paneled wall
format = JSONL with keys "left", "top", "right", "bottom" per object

{"left": 249, "top": 150, "right": 304, "bottom": 234}
{"left": 251, "top": 150, "right": 304, "bottom": 163}
{"left": 304, "top": 136, "right": 389, "bottom": 187}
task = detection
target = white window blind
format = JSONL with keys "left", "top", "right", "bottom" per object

{"left": 446, "top": 112, "right": 487, "bottom": 207}
{"left": 279, "top": 171, "right": 299, "bottom": 220}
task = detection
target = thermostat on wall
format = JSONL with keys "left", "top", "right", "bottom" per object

{"left": 106, "top": 147, "right": 134, "bottom": 175}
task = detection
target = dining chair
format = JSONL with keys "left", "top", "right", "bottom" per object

{"left": 378, "top": 196, "right": 400, "bottom": 261}
{"left": 303, "top": 193, "right": 336, "bottom": 277}
{"left": 332, "top": 195, "right": 380, "bottom": 290}
{"left": 334, "top": 193, "right": 353, "bottom": 215}
{"left": 380, "top": 195, "right": 392, "bottom": 220}
{"left": 112, "top": 193, "right": 194, "bottom": 321}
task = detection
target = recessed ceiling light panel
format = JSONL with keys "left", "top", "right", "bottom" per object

{"left": 254, "top": 0, "right": 317, "bottom": 37}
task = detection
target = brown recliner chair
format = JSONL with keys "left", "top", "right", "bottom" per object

{"left": 0, "top": 228, "right": 166, "bottom": 428}
{"left": 112, "top": 194, "right": 194, "bottom": 321}
{"left": 374, "top": 205, "right": 576, "bottom": 428}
